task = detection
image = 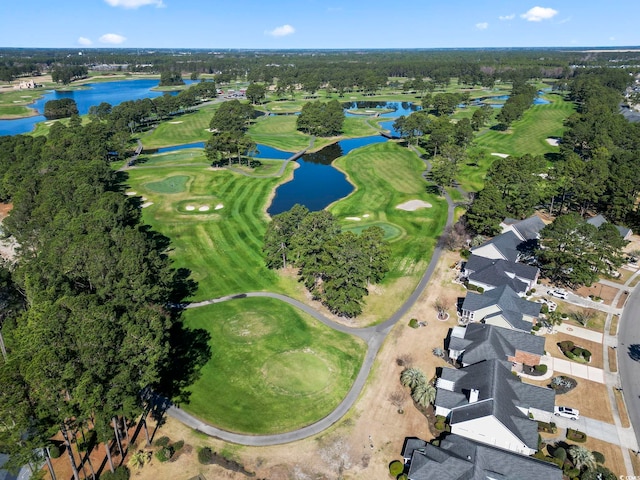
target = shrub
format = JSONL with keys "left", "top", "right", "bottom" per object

{"left": 48, "top": 444, "right": 62, "bottom": 459}
{"left": 408, "top": 318, "right": 419, "bottom": 329}
{"left": 100, "top": 467, "right": 131, "bottom": 480}
{"left": 460, "top": 249, "right": 470, "bottom": 259}
{"left": 540, "top": 304, "right": 549, "bottom": 314}
{"left": 434, "top": 421, "right": 445, "bottom": 431}
{"left": 154, "top": 436, "right": 170, "bottom": 447}
{"left": 389, "top": 460, "right": 404, "bottom": 477}
{"left": 583, "top": 349, "right": 592, "bottom": 361}
{"left": 559, "top": 340, "right": 574, "bottom": 352}
{"left": 593, "top": 451, "right": 605, "bottom": 464}
{"left": 155, "top": 446, "right": 173, "bottom": 462}
{"left": 553, "top": 446, "right": 567, "bottom": 462}
{"left": 571, "top": 347, "right": 583, "bottom": 357}
{"left": 534, "top": 364, "right": 548, "bottom": 374}
{"left": 172, "top": 440, "right": 184, "bottom": 452}
{"left": 567, "top": 428, "right": 587, "bottom": 442}
{"left": 477, "top": 286, "right": 484, "bottom": 293}
{"left": 532, "top": 324, "right": 540, "bottom": 331}
{"left": 565, "top": 468, "right": 580, "bottom": 478}
{"left": 397, "top": 475, "right": 408, "bottom": 480}
{"left": 198, "top": 447, "right": 213, "bottom": 465}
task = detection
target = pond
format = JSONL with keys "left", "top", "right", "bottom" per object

{"left": 267, "top": 135, "right": 388, "bottom": 216}
{"left": 343, "top": 101, "right": 420, "bottom": 118}
{"left": 0, "top": 78, "right": 195, "bottom": 136}
{"left": 154, "top": 141, "right": 294, "bottom": 160}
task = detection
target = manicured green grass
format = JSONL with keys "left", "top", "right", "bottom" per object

{"left": 182, "top": 297, "right": 365, "bottom": 434}
{"left": 474, "top": 93, "right": 574, "bottom": 157}
{"left": 342, "top": 117, "right": 380, "bottom": 137}
{"left": 145, "top": 175, "right": 190, "bottom": 194}
{"left": 342, "top": 221, "right": 403, "bottom": 241}
{"left": 249, "top": 115, "right": 312, "bottom": 151}
{"left": 455, "top": 147, "right": 501, "bottom": 193}
{"left": 139, "top": 105, "right": 218, "bottom": 149}
{"left": 0, "top": 88, "right": 45, "bottom": 118}
{"left": 330, "top": 141, "right": 448, "bottom": 321}
{"left": 124, "top": 162, "right": 298, "bottom": 301}
{"left": 136, "top": 150, "right": 209, "bottom": 168}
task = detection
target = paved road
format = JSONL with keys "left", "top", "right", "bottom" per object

{"left": 167, "top": 151, "right": 455, "bottom": 446}
{"left": 618, "top": 282, "right": 640, "bottom": 449}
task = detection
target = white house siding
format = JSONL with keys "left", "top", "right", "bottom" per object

{"left": 451, "top": 416, "right": 535, "bottom": 455}
{"left": 471, "top": 244, "right": 506, "bottom": 260}
{"left": 435, "top": 405, "right": 451, "bottom": 417}
{"left": 484, "top": 316, "right": 513, "bottom": 330}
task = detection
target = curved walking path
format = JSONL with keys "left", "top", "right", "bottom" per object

{"left": 167, "top": 145, "right": 455, "bottom": 446}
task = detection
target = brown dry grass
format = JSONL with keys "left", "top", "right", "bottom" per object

{"left": 610, "top": 315, "right": 620, "bottom": 336}
{"left": 577, "top": 436, "right": 626, "bottom": 477}
{"left": 614, "top": 389, "right": 631, "bottom": 428}
{"left": 617, "top": 290, "right": 632, "bottom": 309}
{"left": 609, "top": 267, "right": 635, "bottom": 284}
{"left": 609, "top": 346, "right": 618, "bottom": 373}
{"left": 631, "top": 449, "right": 640, "bottom": 475}
{"left": 544, "top": 331, "right": 604, "bottom": 369}
{"left": 574, "top": 283, "right": 619, "bottom": 306}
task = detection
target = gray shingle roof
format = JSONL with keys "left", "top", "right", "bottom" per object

{"left": 510, "top": 216, "right": 546, "bottom": 241}
{"left": 461, "top": 285, "right": 541, "bottom": 331}
{"left": 472, "top": 231, "right": 521, "bottom": 262}
{"left": 449, "top": 323, "right": 545, "bottom": 366}
{"left": 407, "top": 435, "right": 563, "bottom": 480}
{"left": 435, "top": 359, "right": 554, "bottom": 450}
{"left": 587, "top": 214, "right": 632, "bottom": 238}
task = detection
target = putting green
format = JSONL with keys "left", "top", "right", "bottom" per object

{"left": 342, "top": 221, "right": 403, "bottom": 241}
{"left": 222, "top": 311, "right": 276, "bottom": 342}
{"left": 145, "top": 175, "right": 190, "bottom": 194}
{"left": 262, "top": 350, "right": 334, "bottom": 396}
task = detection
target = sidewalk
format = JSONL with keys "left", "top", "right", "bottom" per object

{"left": 553, "top": 323, "right": 603, "bottom": 343}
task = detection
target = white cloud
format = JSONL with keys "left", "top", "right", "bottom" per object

{"left": 77, "top": 37, "right": 92, "bottom": 46}
{"left": 476, "top": 22, "right": 489, "bottom": 30}
{"left": 521, "top": 6, "right": 558, "bottom": 22}
{"left": 99, "top": 33, "right": 127, "bottom": 44}
{"left": 265, "top": 24, "right": 295, "bottom": 37}
{"left": 499, "top": 14, "right": 515, "bottom": 21}
{"left": 104, "top": 0, "right": 164, "bottom": 8}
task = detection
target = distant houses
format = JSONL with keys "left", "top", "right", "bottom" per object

{"left": 586, "top": 214, "right": 633, "bottom": 240}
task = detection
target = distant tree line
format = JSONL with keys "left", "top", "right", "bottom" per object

{"left": 51, "top": 65, "right": 88, "bottom": 84}
{"left": 263, "top": 205, "right": 390, "bottom": 317}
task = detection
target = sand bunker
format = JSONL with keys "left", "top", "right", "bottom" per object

{"left": 185, "top": 205, "right": 195, "bottom": 211}
{"left": 491, "top": 153, "right": 510, "bottom": 158}
{"left": 363, "top": 214, "right": 370, "bottom": 218}
{"left": 546, "top": 138, "right": 560, "bottom": 146}
{"left": 215, "top": 204, "right": 224, "bottom": 210}
{"left": 141, "top": 202, "right": 153, "bottom": 208}
{"left": 346, "top": 216, "right": 361, "bottom": 221}
{"left": 198, "top": 206, "right": 210, "bottom": 212}
{"left": 125, "top": 191, "right": 137, "bottom": 196}
{"left": 141, "top": 196, "right": 147, "bottom": 201}
{"left": 396, "top": 200, "right": 432, "bottom": 211}
{"left": 169, "top": 121, "right": 183, "bottom": 124}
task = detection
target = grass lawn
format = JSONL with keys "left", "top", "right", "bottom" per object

{"left": 138, "top": 105, "right": 218, "bottom": 149}
{"left": 474, "top": 93, "right": 575, "bottom": 157}
{"left": 181, "top": 296, "right": 366, "bottom": 434}
{"left": 248, "top": 115, "right": 313, "bottom": 152}
{"left": 0, "top": 88, "right": 45, "bottom": 118}
{"left": 330, "top": 141, "right": 448, "bottom": 322}
{"left": 124, "top": 160, "right": 299, "bottom": 301}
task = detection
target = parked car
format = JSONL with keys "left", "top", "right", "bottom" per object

{"left": 554, "top": 406, "right": 579, "bottom": 420}
{"left": 549, "top": 289, "right": 568, "bottom": 300}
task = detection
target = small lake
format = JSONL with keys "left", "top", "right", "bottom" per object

{"left": 343, "top": 101, "right": 420, "bottom": 118}
{"left": 268, "top": 135, "right": 388, "bottom": 216}
{"left": 0, "top": 78, "right": 195, "bottom": 136}
{"left": 154, "top": 141, "right": 293, "bottom": 160}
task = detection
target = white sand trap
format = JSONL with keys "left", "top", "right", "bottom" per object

{"left": 491, "top": 153, "right": 510, "bottom": 158}
{"left": 20, "top": 95, "right": 30, "bottom": 98}
{"left": 141, "top": 196, "right": 147, "bottom": 201}
{"left": 141, "top": 202, "right": 153, "bottom": 208}
{"left": 363, "top": 214, "right": 370, "bottom": 218}
{"left": 198, "top": 206, "right": 210, "bottom": 212}
{"left": 215, "top": 203, "right": 224, "bottom": 210}
{"left": 546, "top": 138, "right": 560, "bottom": 146}
{"left": 396, "top": 200, "right": 432, "bottom": 211}
{"left": 169, "top": 121, "right": 183, "bottom": 124}
{"left": 346, "top": 216, "right": 361, "bottom": 221}
{"left": 125, "top": 191, "right": 137, "bottom": 196}
{"left": 185, "top": 205, "right": 195, "bottom": 211}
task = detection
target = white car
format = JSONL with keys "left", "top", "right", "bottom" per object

{"left": 554, "top": 406, "right": 579, "bottom": 420}
{"left": 549, "top": 289, "right": 568, "bottom": 300}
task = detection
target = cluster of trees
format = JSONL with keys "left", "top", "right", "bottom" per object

{"left": 43, "top": 98, "right": 79, "bottom": 119}
{"left": 51, "top": 65, "right": 88, "bottom": 84}
{"left": 245, "top": 83, "right": 267, "bottom": 104}
{"left": 159, "top": 69, "right": 184, "bottom": 86}
{"left": 263, "top": 205, "right": 389, "bottom": 317}
{"left": 296, "top": 100, "right": 344, "bottom": 136}
{"left": 205, "top": 99, "right": 257, "bottom": 167}
{"left": 495, "top": 81, "right": 538, "bottom": 128}
{"left": 0, "top": 125, "right": 206, "bottom": 478}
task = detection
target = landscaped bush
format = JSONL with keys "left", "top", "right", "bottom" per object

{"left": 571, "top": 347, "right": 583, "bottom": 357}
{"left": 389, "top": 460, "right": 404, "bottom": 477}
{"left": 534, "top": 364, "right": 547, "bottom": 374}
{"left": 567, "top": 428, "right": 587, "bottom": 442}
{"left": 408, "top": 318, "right": 419, "bottom": 328}
{"left": 100, "top": 466, "right": 130, "bottom": 480}
{"left": 583, "top": 349, "right": 592, "bottom": 361}
{"left": 198, "top": 446, "right": 213, "bottom": 465}
{"left": 553, "top": 446, "right": 567, "bottom": 462}
{"left": 172, "top": 440, "right": 184, "bottom": 452}
{"left": 434, "top": 420, "right": 446, "bottom": 431}
{"left": 593, "top": 450, "right": 605, "bottom": 464}
{"left": 540, "top": 304, "right": 549, "bottom": 314}
{"left": 564, "top": 467, "right": 580, "bottom": 478}
{"left": 154, "top": 436, "right": 170, "bottom": 447}
{"left": 460, "top": 249, "right": 470, "bottom": 259}
{"left": 559, "top": 340, "right": 574, "bottom": 352}
{"left": 537, "top": 421, "right": 557, "bottom": 434}
{"left": 48, "top": 444, "right": 62, "bottom": 459}
{"left": 532, "top": 324, "right": 540, "bottom": 331}
{"left": 155, "top": 446, "right": 173, "bottom": 462}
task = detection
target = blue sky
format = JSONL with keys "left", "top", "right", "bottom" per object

{"left": 2, "top": 0, "right": 639, "bottom": 49}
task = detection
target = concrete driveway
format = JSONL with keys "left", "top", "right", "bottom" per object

{"left": 549, "top": 356, "right": 605, "bottom": 383}
{"left": 551, "top": 415, "right": 638, "bottom": 450}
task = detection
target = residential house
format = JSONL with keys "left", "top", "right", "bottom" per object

{"left": 434, "top": 359, "right": 555, "bottom": 455}
{"left": 470, "top": 230, "right": 522, "bottom": 262}
{"left": 460, "top": 285, "right": 541, "bottom": 332}
{"left": 587, "top": 214, "right": 633, "bottom": 240}
{"left": 448, "top": 323, "right": 545, "bottom": 368}
{"left": 500, "top": 215, "right": 547, "bottom": 242}
{"left": 402, "top": 434, "right": 562, "bottom": 480}
{"left": 462, "top": 254, "right": 539, "bottom": 295}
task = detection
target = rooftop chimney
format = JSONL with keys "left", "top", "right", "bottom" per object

{"left": 469, "top": 388, "right": 479, "bottom": 403}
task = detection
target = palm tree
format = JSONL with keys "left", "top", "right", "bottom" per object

{"left": 400, "top": 368, "right": 427, "bottom": 390}
{"left": 569, "top": 445, "right": 596, "bottom": 471}
{"left": 128, "top": 450, "right": 150, "bottom": 470}
{"left": 411, "top": 382, "right": 436, "bottom": 407}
